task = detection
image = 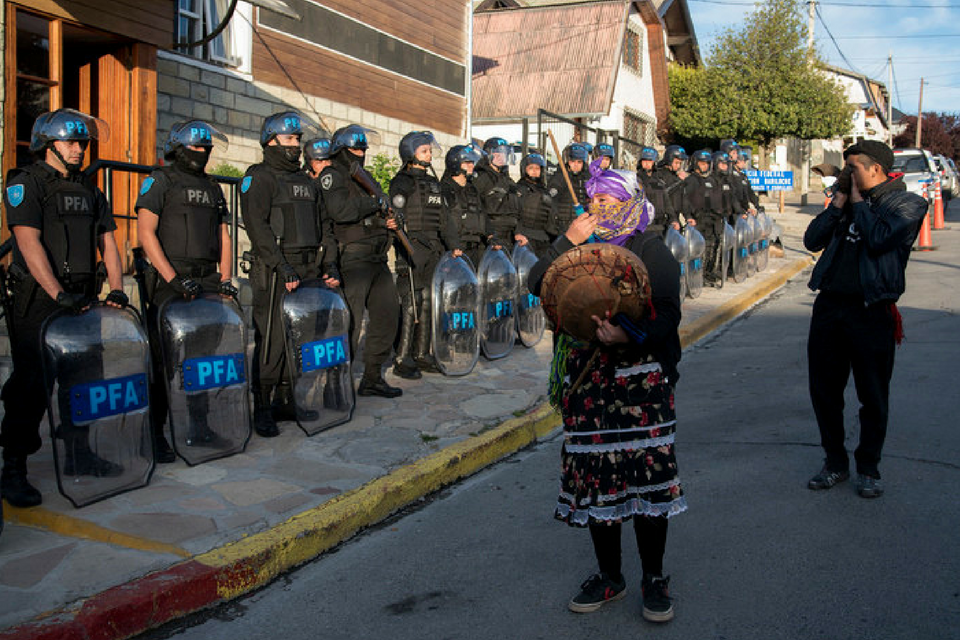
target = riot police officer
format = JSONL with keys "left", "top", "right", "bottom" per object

{"left": 722, "top": 140, "right": 760, "bottom": 218}
{"left": 592, "top": 143, "right": 616, "bottom": 170}
{"left": 473, "top": 137, "right": 528, "bottom": 248}
{"left": 135, "top": 120, "right": 236, "bottom": 458}
{"left": 441, "top": 144, "right": 490, "bottom": 268}
{"left": 514, "top": 153, "right": 556, "bottom": 256}
{"left": 389, "top": 131, "right": 457, "bottom": 379}
{"left": 304, "top": 137, "right": 333, "bottom": 180}
{"left": 0, "top": 109, "right": 127, "bottom": 507}
{"left": 241, "top": 111, "right": 340, "bottom": 437}
{"left": 319, "top": 124, "right": 402, "bottom": 398}
{"left": 683, "top": 150, "right": 725, "bottom": 283}
{"left": 547, "top": 142, "right": 591, "bottom": 231}
{"left": 637, "top": 147, "right": 677, "bottom": 235}
{"left": 655, "top": 145, "right": 688, "bottom": 230}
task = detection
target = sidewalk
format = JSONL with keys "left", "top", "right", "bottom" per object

{"left": 0, "top": 199, "right": 821, "bottom": 639}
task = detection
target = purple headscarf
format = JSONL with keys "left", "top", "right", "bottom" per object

{"left": 583, "top": 158, "right": 651, "bottom": 245}
{"left": 584, "top": 158, "right": 636, "bottom": 201}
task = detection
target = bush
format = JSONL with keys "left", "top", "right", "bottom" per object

{"left": 210, "top": 162, "right": 244, "bottom": 178}
{"left": 366, "top": 153, "right": 401, "bottom": 193}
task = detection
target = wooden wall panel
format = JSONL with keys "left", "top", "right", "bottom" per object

{"left": 253, "top": 29, "right": 464, "bottom": 136}
{"left": 13, "top": 0, "right": 174, "bottom": 47}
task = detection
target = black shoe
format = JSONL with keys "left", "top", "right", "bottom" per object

{"left": 272, "top": 384, "right": 319, "bottom": 422}
{"left": 358, "top": 377, "right": 402, "bottom": 398}
{"left": 392, "top": 359, "right": 422, "bottom": 380}
{"left": 808, "top": 465, "right": 849, "bottom": 490}
{"left": 62, "top": 451, "right": 125, "bottom": 478}
{"left": 154, "top": 434, "right": 176, "bottom": 463}
{"left": 414, "top": 356, "right": 441, "bottom": 374}
{"left": 641, "top": 574, "right": 674, "bottom": 622}
{"left": 253, "top": 387, "right": 280, "bottom": 438}
{"left": 568, "top": 572, "right": 626, "bottom": 613}
{"left": 856, "top": 474, "right": 884, "bottom": 498}
{"left": 0, "top": 457, "right": 42, "bottom": 507}
{"left": 185, "top": 428, "right": 225, "bottom": 448}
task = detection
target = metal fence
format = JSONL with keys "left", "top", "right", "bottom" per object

{"left": 534, "top": 109, "right": 651, "bottom": 172}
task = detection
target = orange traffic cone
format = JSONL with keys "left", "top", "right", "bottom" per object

{"left": 933, "top": 181, "right": 946, "bottom": 230}
{"left": 916, "top": 211, "right": 935, "bottom": 251}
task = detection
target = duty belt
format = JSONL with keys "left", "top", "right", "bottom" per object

{"left": 173, "top": 262, "right": 218, "bottom": 278}
{"left": 282, "top": 248, "right": 319, "bottom": 265}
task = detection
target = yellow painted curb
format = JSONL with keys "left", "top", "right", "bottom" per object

{"left": 3, "top": 502, "right": 190, "bottom": 558}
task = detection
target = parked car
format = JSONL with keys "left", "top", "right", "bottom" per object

{"left": 892, "top": 148, "right": 939, "bottom": 205}
{"left": 933, "top": 154, "right": 957, "bottom": 200}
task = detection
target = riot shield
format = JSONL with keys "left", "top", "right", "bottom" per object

{"left": 432, "top": 252, "right": 480, "bottom": 376}
{"left": 756, "top": 211, "right": 772, "bottom": 272}
{"left": 158, "top": 294, "right": 250, "bottom": 465}
{"left": 684, "top": 225, "right": 706, "bottom": 299}
{"left": 720, "top": 221, "right": 735, "bottom": 289}
{"left": 732, "top": 216, "right": 750, "bottom": 283}
{"left": 664, "top": 227, "right": 688, "bottom": 301}
{"left": 511, "top": 244, "right": 546, "bottom": 348}
{"left": 477, "top": 246, "right": 519, "bottom": 359}
{"left": 747, "top": 215, "right": 762, "bottom": 275}
{"left": 281, "top": 280, "right": 354, "bottom": 435}
{"left": 42, "top": 305, "right": 154, "bottom": 508}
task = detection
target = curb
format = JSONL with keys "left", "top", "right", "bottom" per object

{"left": 0, "top": 255, "right": 813, "bottom": 640}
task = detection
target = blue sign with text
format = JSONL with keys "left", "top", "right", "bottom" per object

{"left": 443, "top": 310, "right": 476, "bottom": 332}
{"left": 300, "top": 335, "right": 349, "bottom": 373}
{"left": 745, "top": 170, "right": 794, "bottom": 192}
{"left": 182, "top": 353, "right": 245, "bottom": 392}
{"left": 69, "top": 373, "right": 149, "bottom": 425}
{"left": 487, "top": 299, "right": 514, "bottom": 319}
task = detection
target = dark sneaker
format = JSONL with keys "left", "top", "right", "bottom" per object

{"left": 568, "top": 572, "right": 626, "bottom": 613}
{"left": 807, "top": 465, "right": 849, "bottom": 490}
{"left": 856, "top": 474, "right": 884, "bottom": 498}
{"left": 641, "top": 574, "right": 674, "bottom": 623}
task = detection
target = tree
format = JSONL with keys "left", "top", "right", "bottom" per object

{"left": 667, "top": 0, "right": 853, "bottom": 150}
{"left": 893, "top": 114, "right": 958, "bottom": 160}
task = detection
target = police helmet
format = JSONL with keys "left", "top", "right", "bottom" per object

{"left": 520, "top": 153, "right": 547, "bottom": 179}
{"left": 399, "top": 130, "right": 442, "bottom": 165}
{"left": 640, "top": 147, "right": 659, "bottom": 162}
{"left": 593, "top": 143, "right": 615, "bottom": 161}
{"left": 719, "top": 139, "right": 739, "bottom": 155}
{"left": 562, "top": 143, "right": 590, "bottom": 163}
{"left": 482, "top": 137, "right": 516, "bottom": 167}
{"left": 445, "top": 144, "right": 483, "bottom": 176}
{"left": 164, "top": 120, "right": 228, "bottom": 158}
{"left": 303, "top": 137, "right": 332, "bottom": 162}
{"left": 260, "top": 111, "right": 309, "bottom": 147}
{"left": 661, "top": 145, "right": 687, "bottom": 166}
{"left": 691, "top": 149, "right": 712, "bottom": 169}
{"left": 712, "top": 151, "right": 731, "bottom": 172}
{"left": 29, "top": 108, "right": 110, "bottom": 153}
{"left": 331, "top": 124, "right": 380, "bottom": 155}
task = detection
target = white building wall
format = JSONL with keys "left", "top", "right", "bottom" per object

{"left": 594, "top": 12, "right": 657, "bottom": 138}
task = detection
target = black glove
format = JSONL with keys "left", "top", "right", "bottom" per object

{"left": 218, "top": 280, "right": 238, "bottom": 298}
{"left": 277, "top": 262, "right": 299, "bottom": 285}
{"left": 170, "top": 276, "right": 202, "bottom": 299}
{"left": 56, "top": 291, "right": 88, "bottom": 313}
{"left": 322, "top": 265, "right": 341, "bottom": 283}
{"left": 362, "top": 196, "right": 381, "bottom": 217}
{"left": 105, "top": 289, "right": 128, "bottom": 307}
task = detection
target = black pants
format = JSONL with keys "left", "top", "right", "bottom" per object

{"left": 808, "top": 292, "right": 896, "bottom": 477}
{"left": 340, "top": 258, "right": 399, "bottom": 377}
{"left": 589, "top": 516, "right": 669, "bottom": 579}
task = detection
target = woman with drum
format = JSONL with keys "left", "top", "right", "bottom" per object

{"left": 528, "top": 159, "right": 686, "bottom": 623}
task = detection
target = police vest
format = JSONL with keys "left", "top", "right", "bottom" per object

{"left": 155, "top": 167, "right": 222, "bottom": 266}
{"left": 403, "top": 173, "right": 444, "bottom": 235}
{"left": 23, "top": 164, "right": 99, "bottom": 281}
{"left": 269, "top": 169, "right": 321, "bottom": 251}
{"left": 450, "top": 181, "right": 485, "bottom": 241}
{"left": 552, "top": 171, "right": 589, "bottom": 229}
{"left": 516, "top": 180, "right": 553, "bottom": 238}
{"left": 639, "top": 171, "right": 670, "bottom": 230}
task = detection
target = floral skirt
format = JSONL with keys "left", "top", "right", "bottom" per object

{"left": 554, "top": 348, "right": 686, "bottom": 527}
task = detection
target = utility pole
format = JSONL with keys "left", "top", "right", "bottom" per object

{"left": 916, "top": 78, "right": 924, "bottom": 148}
{"left": 887, "top": 52, "right": 894, "bottom": 146}
{"left": 807, "top": 0, "right": 816, "bottom": 54}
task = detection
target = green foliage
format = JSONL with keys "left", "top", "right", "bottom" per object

{"left": 366, "top": 153, "right": 401, "bottom": 193}
{"left": 209, "top": 162, "right": 244, "bottom": 178}
{"left": 668, "top": 0, "right": 853, "bottom": 147}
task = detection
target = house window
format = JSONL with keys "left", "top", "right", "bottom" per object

{"left": 623, "top": 27, "right": 642, "bottom": 75}
{"left": 623, "top": 110, "right": 656, "bottom": 146}
{"left": 176, "top": 0, "right": 243, "bottom": 67}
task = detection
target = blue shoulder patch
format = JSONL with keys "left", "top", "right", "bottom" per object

{"left": 6, "top": 184, "right": 24, "bottom": 208}
{"left": 241, "top": 176, "right": 253, "bottom": 194}
{"left": 139, "top": 177, "right": 155, "bottom": 196}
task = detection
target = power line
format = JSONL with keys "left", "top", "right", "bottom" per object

{"left": 831, "top": 33, "right": 960, "bottom": 39}
{"left": 815, "top": 4, "right": 861, "bottom": 74}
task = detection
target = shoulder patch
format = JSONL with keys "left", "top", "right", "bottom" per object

{"left": 320, "top": 174, "right": 333, "bottom": 190}
{"left": 139, "top": 177, "right": 155, "bottom": 196}
{"left": 6, "top": 184, "right": 24, "bottom": 208}
{"left": 241, "top": 175, "right": 253, "bottom": 194}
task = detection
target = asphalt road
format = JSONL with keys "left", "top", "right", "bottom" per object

{"left": 152, "top": 208, "right": 960, "bottom": 640}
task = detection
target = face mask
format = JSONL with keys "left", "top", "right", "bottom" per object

{"left": 587, "top": 200, "right": 624, "bottom": 220}
{"left": 176, "top": 147, "right": 212, "bottom": 174}
{"left": 265, "top": 144, "right": 302, "bottom": 170}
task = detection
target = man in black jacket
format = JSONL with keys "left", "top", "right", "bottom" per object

{"left": 803, "top": 140, "right": 926, "bottom": 498}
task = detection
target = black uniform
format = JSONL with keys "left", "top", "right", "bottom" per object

{"left": 548, "top": 166, "right": 589, "bottom": 232}
{"left": 473, "top": 157, "right": 522, "bottom": 246}
{"left": 389, "top": 165, "right": 457, "bottom": 372}
{"left": 682, "top": 171, "right": 725, "bottom": 280}
{"left": 319, "top": 151, "right": 400, "bottom": 384}
{"left": 0, "top": 163, "right": 115, "bottom": 459}
{"left": 730, "top": 166, "right": 760, "bottom": 216}
{"left": 241, "top": 151, "right": 337, "bottom": 404}
{"left": 135, "top": 164, "right": 227, "bottom": 443}
{"left": 638, "top": 169, "right": 677, "bottom": 235}
{"left": 515, "top": 174, "right": 557, "bottom": 256}
{"left": 441, "top": 173, "right": 489, "bottom": 268}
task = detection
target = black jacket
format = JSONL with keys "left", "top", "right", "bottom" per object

{"left": 804, "top": 176, "right": 927, "bottom": 305}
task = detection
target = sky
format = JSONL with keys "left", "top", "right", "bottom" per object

{"left": 685, "top": 0, "right": 960, "bottom": 115}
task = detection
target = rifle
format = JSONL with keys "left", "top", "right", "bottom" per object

{"left": 131, "top": 247, "right": 151, "bottom": 323}
{"left": 348, "top": 162, "right": 417, "bottom": 260}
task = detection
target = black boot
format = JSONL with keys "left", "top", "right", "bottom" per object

{"left": 392, "top": 291, "right": 421, "bottom": 380}
{"left": 272, "top": 382, "right": 319, "bottom": 422}
{"left": 358, "top": 373, "right": 402, "bottom": 398}
{"left": 153, "top": 433, "right": 177, "bottom": 463}
{"left": 1, "top": 453, "right": 42, "bottom": 507}
{"left": 253, "top": 387, "right": 279, "bottom": 437}
{"left": 62, "top": 436, "right": 125, "bottom": 477}
{"left": 413, "top": 295, "right": 440, "bottom": 374}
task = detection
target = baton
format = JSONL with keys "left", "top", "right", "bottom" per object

{"left": 547, "top": 129, "right": 585, "bottom": 215}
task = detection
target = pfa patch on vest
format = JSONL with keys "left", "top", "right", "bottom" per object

{"left": 139, "top": 177, "right": 155, "bottom": 196}
{"left": 241, "top": 175, "right": 253, "bottom": 194}
{"left": 320, "top": 174, "right": 333, "bottom": 190}
{"left": 6, "top": 184, "right": 24, "bottom": 207}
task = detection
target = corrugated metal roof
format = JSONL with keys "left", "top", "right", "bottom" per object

{"left": 472, "top": 1, "right": 629, "bottom": 119}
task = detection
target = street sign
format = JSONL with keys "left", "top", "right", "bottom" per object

{"left": 746, "top": 170, "right": 794, "bottom": 192}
